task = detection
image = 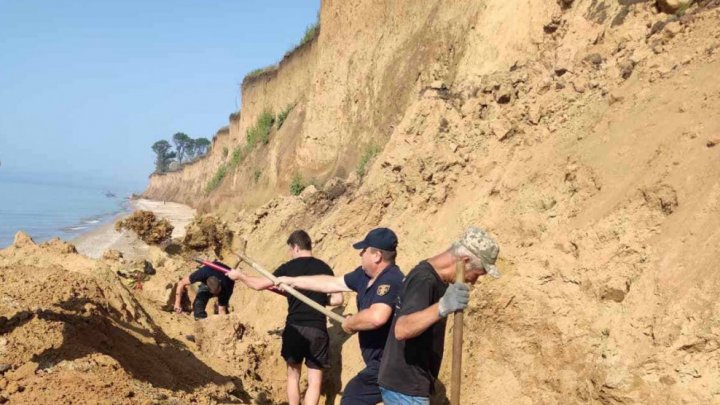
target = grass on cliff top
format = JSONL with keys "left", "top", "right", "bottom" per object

{"left": 244, "top": 65, "right": 277, "bottom": 82}
{"left": 284, "top": 22, "right": 320, "bottom": 58}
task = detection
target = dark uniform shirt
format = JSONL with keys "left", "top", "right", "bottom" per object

{"left": 273, "top": 256, "right": 335, "bottom": 330}
{"left": 378, "top": 261, "right": 448, "bottom": 397}
{"left": 189, "top": 264, "right": 235, "bottom": 306}
{"left": 343, "top": 264, "right": 404, "bottom": 366}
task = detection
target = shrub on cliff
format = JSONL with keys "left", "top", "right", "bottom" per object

{"left": 246, "top": 110, "right": 275, "bottom": 146}
{"left": 357, "top": 144, "right": 381, "bottom": 177}
{"left": 206, "top": 164, "right": 228, "bottom": 193}
{"left": 115, "top": 211, "right": 174, "bottom": 245}
{"left": 290, "top": 173, "right": 306, "bottom": 196}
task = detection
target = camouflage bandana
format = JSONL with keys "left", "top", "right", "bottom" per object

{"left": 459, "top": 226, "right": 500, "bottom": 278}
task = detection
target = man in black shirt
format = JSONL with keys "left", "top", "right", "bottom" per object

{"left": 227, "top": 230, "right": 342, "bottom": 405}
{"left": 174, "top": 260, "right": 234, "bottom": 319}
{"left": 378, "top": 227, "right": 500, "bottom": 404}
{"left": 278, "top": 227, "right": 404, "bottom": 405}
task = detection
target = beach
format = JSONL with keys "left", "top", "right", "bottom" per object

{"left": 72, "top": 198, "right": 196, "bottom": 260}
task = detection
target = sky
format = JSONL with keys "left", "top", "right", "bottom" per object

{"left": 0, "top": 0, "right": 320, "bottom": 191}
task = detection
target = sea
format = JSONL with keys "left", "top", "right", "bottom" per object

{"left": 0, "top": 170, "right": 139, "bottom": 248}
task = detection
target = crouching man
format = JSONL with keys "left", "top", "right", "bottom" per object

{"left": 174, "top": 261, "right": 235, "bottom": 319}
{"left": 378, "top": 227, "right": 500, "bottom": 404}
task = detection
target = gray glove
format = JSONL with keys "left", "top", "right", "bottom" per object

{"left": 438, "top": 283, "right": 470, "bottom": 317}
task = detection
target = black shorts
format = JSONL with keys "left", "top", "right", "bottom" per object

{"left": 281, "top": 324, "right": 329, "bottom": 369}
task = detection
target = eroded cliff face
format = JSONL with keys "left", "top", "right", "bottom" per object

{"left": 144, "top": 0, "right": 720, "bottom": 403}
{"left": 144, "top": 0, "right": 554, "bottom": 211}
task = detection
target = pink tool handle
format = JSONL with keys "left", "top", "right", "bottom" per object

{"left": 194, "top": 258, "right": 286, "bottom": 296}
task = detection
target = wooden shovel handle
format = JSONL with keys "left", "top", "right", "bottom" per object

{"left": 451, "top": 260, "right": 465, "bottom": 405}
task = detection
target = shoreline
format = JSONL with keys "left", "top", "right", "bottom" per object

{"left": 72, "top": 198, "right": 196, "bottom": 260}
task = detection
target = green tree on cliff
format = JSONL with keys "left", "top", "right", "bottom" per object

{"left": 184, "top": 138, "right": 197, "bottom": 161}
{"left": 151, "top": 140, "right": 176, "bottom": 173}
{"left": 172, "top": 132, "right": 191, "bottom": 163}
{"left": 194, "top": 137, "right": 211, "bottom": 156}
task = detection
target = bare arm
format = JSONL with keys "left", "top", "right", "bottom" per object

{"left": 394, "top": 303, "right": 442, "bottom": 341}
{"left": 278, "top": 274, "right": 352, "bottom": 293}
{"left": 227, "top": 270, "right": 274, "bottom": 291}
{"left": 174, "top": 276, "right": 191, "bottom": 312}
{"left": 218, "top": 306, "right": 228, "bottom": 315}
{"left": 328, "top": 292, "right": 344, "bottom": 306}
{"left": 343, "top": 303, "right": 393, "bottom": 333}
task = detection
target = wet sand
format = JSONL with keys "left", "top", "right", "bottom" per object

{"left": 73, "top": 198, "right": 195, "bottom": 260}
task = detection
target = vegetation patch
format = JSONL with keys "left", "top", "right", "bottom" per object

{"left": 206, "top": 164, "right": 228, "bottom": 193}
{"left": 289, "top": 173, "right": 306, "bottom": 196}
{"left": 247, "top": 110, "right": 275, "bottom": 147}
{"left": 285, "top": 22, "right": 320, "bottom": 58}
{"left": 357, "top": 144, "right": 381, "bottom": 177}
{"left": 244, "top": 65, "right": 277, "bottom": 81}
{"left": 253, "top": 169, "right": 262, "bottom": 183}
{"left": 229, "top": 145, "right": 246, "bottom": 169}
{"left": 276, "top": 104, "right": 295, "bottom": 129}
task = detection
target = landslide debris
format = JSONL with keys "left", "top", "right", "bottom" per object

{"left": 182, "top": 215, "right": 234, "bottom": 257}
{"left": 115, "top": 210, "right": 174, "bottom": 245}
{"left": 0, "top": 242, "right": 251, "bottom": 404}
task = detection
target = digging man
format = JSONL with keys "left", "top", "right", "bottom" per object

{"left": 227, "top": 230, "right": 343, "bottom": 405}
{"left": 377, "top": 226, "right": 500, "bottom": 404}
{"left": 174, "top": 260, "right": 235, "bottom": 319}
{"left": 278, "top": 227, "right": 404, "bottom": 405}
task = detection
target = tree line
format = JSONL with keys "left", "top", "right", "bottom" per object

{"left": 152, "top": 132, "right": 211, "bottom": 173}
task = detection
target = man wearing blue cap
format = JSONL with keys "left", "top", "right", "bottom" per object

{"left": 278, "top": 227, "right": 404, "bottom": 405}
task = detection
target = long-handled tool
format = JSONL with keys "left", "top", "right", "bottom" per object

{"left": 451, "top": 260, "right": 465, "bottom": 405}
{"left": 193, "top": 258, "right": 285, "bottom": 296}
{"left": 235, "top": 252, "right": 347, "bottom": 325}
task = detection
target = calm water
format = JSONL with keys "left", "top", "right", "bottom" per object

{"left": 0, "top": 173, "right": 137, "bottom": 248}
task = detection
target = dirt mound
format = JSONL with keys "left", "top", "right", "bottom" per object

{"left": 0, "top": 238, "right": 255, "bottom": 404}
{"left": 115, "top": 211, "right": 174, "bottom": 245}
{"left": 182, "top": 215, "right": 234, "bottom": 258}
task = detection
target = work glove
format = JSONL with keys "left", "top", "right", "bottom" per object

{"left": 438, "top": 283, "right": 470, "bottom": 318}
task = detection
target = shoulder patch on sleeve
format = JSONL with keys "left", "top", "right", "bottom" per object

{"left": 376, "top": 284, "right": 391, "bottom": 296}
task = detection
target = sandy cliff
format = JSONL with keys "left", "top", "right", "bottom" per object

{"left": 146, "top": 0, "right": 720, "bottom": 402}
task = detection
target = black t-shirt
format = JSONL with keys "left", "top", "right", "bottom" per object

{"left": 273, "top": 256, "right": 334, "bottom": 329}
{"left": 343, "top": 265, "right": 404, "bottom": 366}
{"left": 189, "top": 263, "right": 235, "bottom": 306}
{"left": 378, "top": 261, "right": 448, "bottom": 397}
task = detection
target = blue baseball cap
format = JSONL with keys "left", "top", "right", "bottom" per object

{"left": 352, "top": 228, "right": 398, "bottom": 252}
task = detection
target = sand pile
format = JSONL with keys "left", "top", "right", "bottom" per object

{"left": 182, "top": 215, "right": 235, "bottom": 258}
{"left": 0, "top": 233, "right": 286, "bottom": 404}
{"left": 115, "top": 211, "right": 174, "bottom": 245}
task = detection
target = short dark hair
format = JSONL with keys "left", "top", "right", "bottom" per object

{"left": 206, "top": 276, "right": 222, "bottom": 295}
{"left": 287, "top": 230, "right": 312, "bottom": 251}
{"left": 370, "top": 247, "right": 396, "bottom": 264}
